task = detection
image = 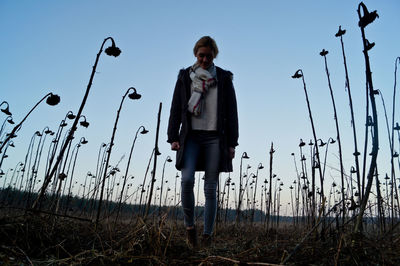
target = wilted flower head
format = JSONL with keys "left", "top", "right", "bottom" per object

{"left": 6, "top": 116, "right": 14, "bottom": 124}
{"left": 0, "top": 101, "right": 12, "bottom": 116}
{"left": 60, "top": 120, "right": 68, "bottom": 127}
{"left": 299, "top": 139, "right": 306, "bottom": 147}
{"left": 80, "top": 121, "right": 89, "bottom": 128}
{"left": 105, "top": 45, "right": 121, "bottom": 57}
{"left": 291, "top": 70, "right": 302, "bottom": 79}
{"left": 59, "top": 173, "right": 67, "bottom": 180}
{"left": 66, "top": 111, "right": 76, "bottom": 120}
{"left": 364, "top": 39, "right": 375, "bottom": 51}
{"left": 319, "top": 49, "right": 328, "bottom": 56}
{"left": 128, "top": 87, "right": 141, "bottom": 100}
{"left": 358, "top": 3, "right": 379, "bottom": 28}
{"left": 140, "top": 127, "right": 149, "bottom": 134}
{"left": 79, "top": 115, "right": 90, "bottom": 128}
{"left": 6, "top": 133, "right": 17, "bottom": 138}
{"left": 46, "top": 93, "right": 61, "bottom": 106}
{"left": 335, "top": 26, "right": 346, "bottom": 37}
{"left": 350, "top": 166, "right": 357, "bottom": 174}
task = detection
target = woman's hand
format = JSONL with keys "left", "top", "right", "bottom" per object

{"left": 229, "top": 147, "right": 235, "bottom": 159}
{"left": 171, "top": 141, "right": 180, "bottom": 151}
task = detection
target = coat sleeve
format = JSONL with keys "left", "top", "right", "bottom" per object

{"left": 226, "top": 72, "right": 239, "bottom": 147}
{"left": 167, "top": 70, "right": 184, "bottom": 143}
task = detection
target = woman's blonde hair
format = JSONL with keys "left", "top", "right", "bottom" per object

{"left": 193, "top": 36, "right": 219, "bottom": 58}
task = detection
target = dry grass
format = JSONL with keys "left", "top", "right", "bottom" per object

{"left": 0, "top": 212, "right": 399, "bottom": 265}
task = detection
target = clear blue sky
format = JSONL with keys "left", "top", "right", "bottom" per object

{"left": 1, "top": 0, "right": 399, "bottom": 212}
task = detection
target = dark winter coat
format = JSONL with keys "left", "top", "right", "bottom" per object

{"left": 167, "top": 66, "right": 239, "bottom": 172}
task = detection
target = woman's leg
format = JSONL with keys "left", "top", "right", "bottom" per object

{"left": 181, "top": 136, "right": 200, "bottom": 228}
{"left": 202, "top": 136, "right": 220, "bottom": 235}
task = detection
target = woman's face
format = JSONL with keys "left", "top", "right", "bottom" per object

{"left": 195, "top": 46, "right": 214, "bottom": 69}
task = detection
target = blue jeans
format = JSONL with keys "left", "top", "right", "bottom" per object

{"left": 181, "top": 131, "right": 220, "bottom": 235}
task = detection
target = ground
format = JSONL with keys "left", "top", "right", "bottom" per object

{"left": 0, "top": 211, "right": 399, "bottom": 265}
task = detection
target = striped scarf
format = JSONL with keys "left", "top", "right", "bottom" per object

{"left": 187, "top": 63, "right": 217, "bottom": 116}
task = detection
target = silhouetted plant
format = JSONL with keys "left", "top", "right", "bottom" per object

{"left": 292, "top": 69, "right": 324, "bottom": 225}
{"left": 320, "top": 138, "right": 336, "bottom": 190}
{"left": 0, "top": 115, "right": 14, "bottom": 139}
{"left": 2, "top": 161, "right": 23, "bottom": 205}
{"left": 389, "top": 57, "right": 400, "bottom": 225}
{"left": 138, "top": 149, "right": 155, "bottom": 215}
{"left": 0, "top": 101, "right": 12, "bottom": 116}
{"left": 298, "top": 139, "right": 310, "bottom": 224}
{"left": 19, "top": 130, "right": 43, "bottom": 207}
{"left": 64, "top": 137, "right": 88, "bottom": 214}
{"left": 266, "top": 143, "right": 274, "bottom": 229}
{"left": 377, "top": 89, "right": 399, "bottom": 224}
{"left": 235, "top": 151, "right": 249, "bottom": 224}
{"left": 220, "top": 175, "right": 230, "bottom": 222}
{"left": 44, "top": 112, "right": 75, "bottom": 195}
{"left": 79, "top": 115, "right": 90, "bottom": 128}
{"left": 0, "top": 93, "right": 60, "bottom": 154}
{"left": 0, "top": 140, "right": 15, "bottom": 169}
{"left": 33, "top": 37, "right": 121, "bottom": 210}
{"left": 96, "top": 87, "right": 141, "bottom": 226}
{"left": 290, "top": 152, "right": 301, "bottom": 225}
{"left": 158, "top": 155, "right": 172, "bottom": 216}
{"left": 29, "top": 127, "right": 53, "bottom": 195}
{"left": 354, "top": 2, "right": 380, "bottom": 233}
{"left": 320, "top": 48, "right": 346, "bottom": 226}
{"left": 336, "top": 26, "right": 363, "bottom": 201}
{"left": 115, "top": 125, "right": 148, "bottom": 223}
{"left": 250, "top": 163, "right": 263, "bottom": 223}
{"left": 174, "top": 172, "right": 180, "bottom": 219}
{"left": 144, "top": 102, "right": 162, "bottom": 219}
{"left": 86, "top": 142, "right": 108, "bottom": 214}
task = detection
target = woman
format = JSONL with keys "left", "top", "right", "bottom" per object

{"left": 167, "top": 36, "right": 239, "bottom": 248}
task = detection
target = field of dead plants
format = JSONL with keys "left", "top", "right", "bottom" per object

{"left": 0, "top": 210, "right": 399, "bottom": 265}
{"left": 1, "top": 2, "right": 400, "bottom": 265}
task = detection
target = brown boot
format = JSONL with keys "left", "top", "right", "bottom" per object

{"left": 186, "top": 227, "right": 198, "bottom": 248}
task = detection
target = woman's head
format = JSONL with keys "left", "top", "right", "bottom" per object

{"left": 193, "top": 36, "right": 219, "bottom": 69}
